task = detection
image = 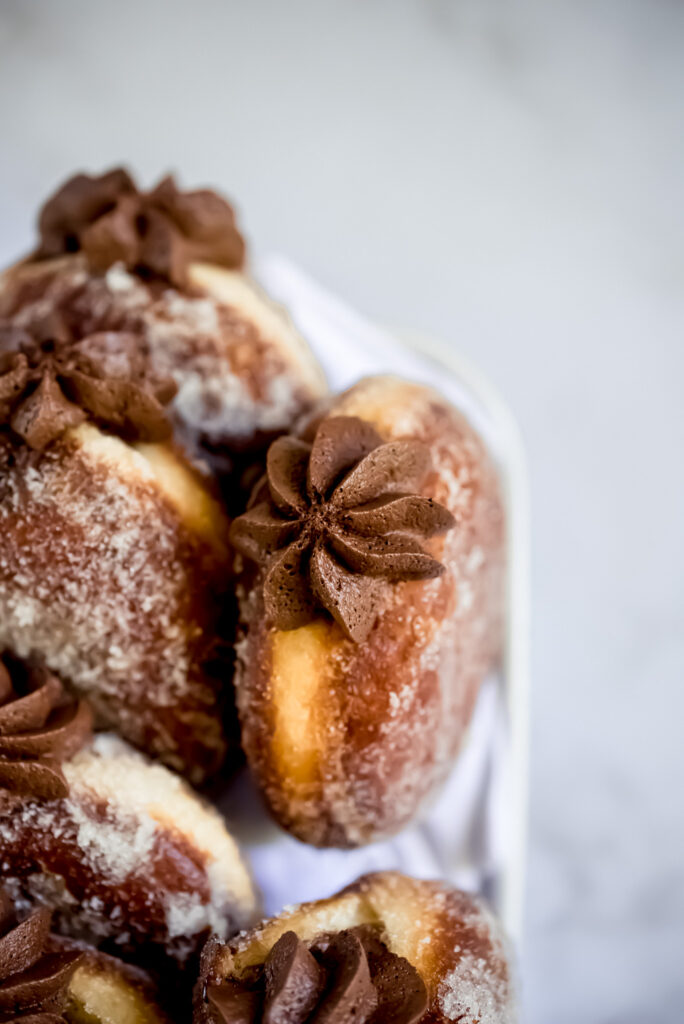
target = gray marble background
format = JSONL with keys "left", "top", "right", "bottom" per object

{"left": 0, "top": 1, "right": 682, "bottom": 1020}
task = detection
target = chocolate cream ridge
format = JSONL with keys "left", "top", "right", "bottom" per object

{"left": 0, "top": 655, "right": 92, "bottom": 800}
{"left": 207, "top": 925, "right": 427, "bottom": 1024}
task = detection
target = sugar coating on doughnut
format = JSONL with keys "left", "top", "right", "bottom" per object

{"left": 63, "top": 735, "right": 257, "bottom": 922}
{"left": 0, "top": 428, "right": 202, "bottom": 695}
{"left": 0, "top": 736, "right": 258, "bottom": 960}
{"left": 0, "top": 424, "right": 228, "bottom": 778}
{"left": 433, "top": 897, "right": 514, "bottom": 1024}
{"left": 234, "top": 376, "right": 505, "bottom": 845}
{"left": 180, "top": 263, "right": 326, "bottom": 441}
{"left": 200, "top": 872, "right": 515, "bottom": 1024}
{"left": 0, "top": 256, "right": 326, "bottom": 452}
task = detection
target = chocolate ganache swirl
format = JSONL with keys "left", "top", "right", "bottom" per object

{"left": 0, "top": 316, "right": 176, "bottom": 449}
{"left": 34, "top": 166, "right": 246, "bottom": 288}
{"left": 0, "top": 891, "right": 82, "bottom": 1023}
{"left": 207, "top": 926, "right": 428, "bottom": 1024}
{"left": 230, "top": 415, "right": 455, "bottom": 642}
{"left": 0, "top": 655, "right": 92, "bottom": 801}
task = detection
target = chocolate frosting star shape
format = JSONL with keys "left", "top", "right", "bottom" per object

{"left": 35, "top": 166, "right": 246, "bottom": 288}
{"left": 230, "top": 416, "right": 455, "bottom": 642}
{"left": 0, "top": 892, "right": 82, "bottom": 1023}
{"left": 0, "top": 655, "right": 93, "bottom": 801}
{"left": 0, "top": 317, "right": 176, "bottom": 449}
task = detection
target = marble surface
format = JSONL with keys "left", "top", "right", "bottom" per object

{"left": 0, "top": 1, "right": 682, "bottom": 1020}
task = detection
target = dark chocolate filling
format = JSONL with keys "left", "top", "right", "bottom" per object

{"left": 206, "top": 925, "right": 427, "bottom": 1024}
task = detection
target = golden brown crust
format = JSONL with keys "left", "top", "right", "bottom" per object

{"left": 233, "top": 377, "right": 505, "bottom": 845}
{"left": 0, "top": 425, "right": 232, "bottom": 782}
{"left": 194, "top": 872, "right": 515, "bottom": 1024}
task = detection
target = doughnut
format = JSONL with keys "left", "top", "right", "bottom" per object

{"left": 0, "top": 891, "right": 171, "bottom": 1023}
{"left": 195, "top": 871, "right": 516, "bottom": 1024}
{"left": 0, "top": 734, "right": 259, "bottom": 967}
{"left": 0, "top": 167, "right": 326, "bottom": 497}
{"left": 229, "top": 375, "right": 505, "bottom": 846}
{"left": 0, "top": 369, "right": 232, "bottom": 780}
{"left": 0, "top": 661, "right": 259, "bottom": 970}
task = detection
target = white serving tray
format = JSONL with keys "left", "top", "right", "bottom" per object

{"left": 219, "top": 255, "right": 530, "bottom": 946}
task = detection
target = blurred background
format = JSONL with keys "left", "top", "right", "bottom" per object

{"left": 1, "top": 1, "right": 682, "bottom": 1020}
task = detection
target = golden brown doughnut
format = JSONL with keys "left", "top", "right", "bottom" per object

{"left": 195, "top": 872, "right": 516, "bottom": 1024}
{"left": 0, "top": 422, "right": 231, "bottom": 781}
{"left": 0, "top": 668, "right": 259, "bottom": 969}
{"left": 229, "top": 376, "right": 505, "bottom": 846}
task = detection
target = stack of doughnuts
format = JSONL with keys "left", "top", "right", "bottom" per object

{"left": 0, "top": 168, "right": 515, "bottom": 1023}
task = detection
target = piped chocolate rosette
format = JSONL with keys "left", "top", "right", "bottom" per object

{"left": 0, "top": 318, "right": 176, "bottom": 450}
{"left": 0, "top": 891, "right": 82, "bottom": 1023}
{"left": 35, "top": 167, "right": 246, "bottom": 289}
{"left": 229, "top": 376, "right": 505, "bottom": 847}
{"left": 0, "top": 654, "right": 92, "bottom": 801}
{"left": 230, "top": 414, "right": 455, "bottom": 643}
{"left": 196, "top": 872, "right": 516, "bottom": 1024}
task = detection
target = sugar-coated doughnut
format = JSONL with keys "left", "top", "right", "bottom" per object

{"left": 0, "top": 424, "right": 232, "bottom": 781}
{"left": 195, "top": 871, "right": 515, "bottom": 1024}
{"left": 0, "top": 722, "right": 259, "bottom": 969}
{"left": 230, "top": 376, "right": 505, "bottom": 845}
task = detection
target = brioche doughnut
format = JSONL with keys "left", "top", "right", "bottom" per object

{"left": 0, "top": 420, "right": 232, "bottom": 781}
{"left": 0, "top": 167, "right": 326, "bottom": 495}
{"left": 229, "top": 376, "right": 505, "bottom": 846}
{"left": 195, "top": 872, "right": 515, "bottom": 1024}
{"left": 0, "top": 688, "right": 259, "bottom": 968}
{"left": 0, "top": 891, "right": 171, "bottom": 1023}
